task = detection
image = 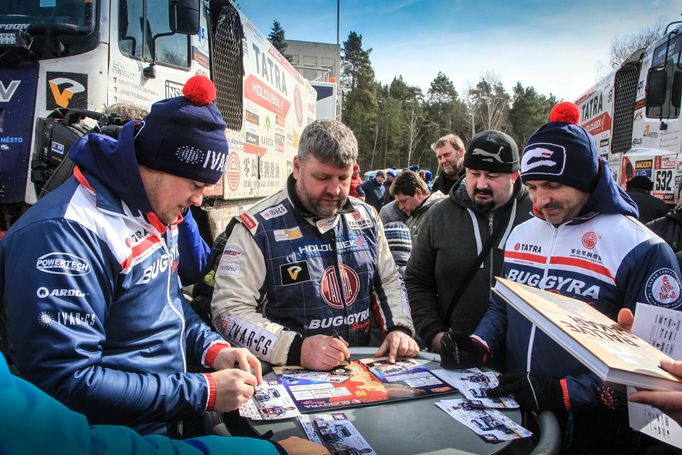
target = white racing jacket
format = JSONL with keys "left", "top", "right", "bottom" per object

{"left": 211, "top": 177, "right": 414, "bottom": 365}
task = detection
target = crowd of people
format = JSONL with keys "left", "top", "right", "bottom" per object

{"left": 2, "top": 76, "right": 682, "bottom": 454}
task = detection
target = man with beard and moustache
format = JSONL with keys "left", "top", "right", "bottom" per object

{"left": 405, "top": 130, "right": 531, "bottom": 354}
{"left": 431, "top": 134, "right": 466, "bottom": 195}
{"left": 211, "top": 120, "right": 419, "bottom": 372}
{"left": 442, "top": 102, "right": 682, "bottom": 452}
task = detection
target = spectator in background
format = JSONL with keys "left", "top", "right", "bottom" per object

{"left": 626, "top": 175, "right": 669, "bottom": 223}
{"left": 349, "top": 163, "right": 366, "bottom": 201}
{"left": 431, "top": 134, "right": 465, "bottom": 195}
{"left": 390, "top": 169, "right": 447, "bottom": 242}
{"left": 361, "top": 170, "right": 386, "bottom": 212}
{"left": 383, "top": 169, "right": 397, "bottom": 204}
{"left": 384, "top": 221, "right": 412, "bottom": 278}
{"left": 379, "top": 198, "right": 408, "bottom": 225}
{"left": 423, "top": 169, "right": 433, "bottom": 191}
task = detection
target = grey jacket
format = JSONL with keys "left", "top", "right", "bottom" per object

{"left": 405, "top": 191, "right": 447, "bottom": 242}
{"left": 405, "top": 176, "right": 532, "bottom": 349}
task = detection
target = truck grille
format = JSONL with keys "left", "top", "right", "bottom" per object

{"left": 212, "top": 3, "right": 244, "bottom": 132}
{"left": 612, "top": 64, "right": 639, "bottom": 155}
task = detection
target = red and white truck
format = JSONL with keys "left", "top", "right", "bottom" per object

{"left": 575, "top": 21, "right": 682, "bottom": 203}
{"left": 0, "top": 0, "right": 317, "bottom": 238}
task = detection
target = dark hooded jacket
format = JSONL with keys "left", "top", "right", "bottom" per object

{"left": 0, "top": 123, "right": 227, "bottom": 436}
{"left": 405, "top": 175, "right": 532, "bottom": 349}
{"left": 474, "top": 160, "right": 682, "bottom": 450}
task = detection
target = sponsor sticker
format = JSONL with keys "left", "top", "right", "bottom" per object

{"left": 581, "top": 232, "right": 598, "bottom": 249}
{"left": 218, "top": 261, "right": 240, "bottom": 277}
{"left": 646, "top": 268, "right": 681, "bottom": 307}
{"left": 320, "top": 264, "right": 360, "bottom": 309}
{"left": 46, "top": 72, "right": 87, "bottom": 109}
{"left": 345, "top": 210, "right": 373, "bottom": 230}
{"left": 36, "top": 287, "right": 86, "bottom": 298}
{"left": 280, "top": 261, "right": 311, "bottom": 285}
{"left": 259, "top": 204, "right": 288, "bottom": 220}
{"left": 222, "top": 246, "right": 243, "bottom": 259}
{"left": 36, "top": 252, "right": 91, "bottom": 276}
{"left": 273, "top": 227, "right": 303, "bottom": 242}
{"left": 238, "top": 213, "right": 258, "bottom": 233}
{"left": 216, "top": 314, "right": 276, "bottom": 360}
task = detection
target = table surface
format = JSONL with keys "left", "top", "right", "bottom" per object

{"left": 249, "top": 348, "right": 524, "bottom": 455}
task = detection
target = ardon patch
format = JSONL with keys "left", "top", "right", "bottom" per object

{"left": 646, "top": 268, "right": 681, "bottom": 307}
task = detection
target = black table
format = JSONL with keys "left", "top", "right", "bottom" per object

{"left": 245, "top": 348, "right": 533, "bottom": 455}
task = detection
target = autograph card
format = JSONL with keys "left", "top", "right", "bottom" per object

{"left": 436, "top": 398, "right": 532, "bottom": 443}
{"left": 432, "top": 368, "right": 519, "bottom": 409}
{"left": 239, "top": 379, "right": 300, "bottom": 420}
{"left": 300, "top": 413, "right": 376, "bottom": 455}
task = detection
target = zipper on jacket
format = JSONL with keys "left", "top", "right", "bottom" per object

{"left": 160, "top": 230, "right": 187, "bottom": 372}
{"left": 488, "top": 214, "right": 494, "bottom": 288}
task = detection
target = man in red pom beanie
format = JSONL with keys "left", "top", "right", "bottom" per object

{"left": 0, "top": 76, "right": 265, "bottom": 437}
{"left": 443, "top": 103, "right": 682, "bottom": 451}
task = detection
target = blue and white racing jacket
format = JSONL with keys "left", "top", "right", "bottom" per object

{"left": 474, "top": 211, "right": 682, "bottom": 411}
{"left": 0, "top": 124, "right": 229, "bottom": 436}
{"left": 211, "top": 176, "right": 415, "bottom": 366}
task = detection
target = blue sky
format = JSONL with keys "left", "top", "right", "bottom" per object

{"left": 239, "top": 0, "right": 680, "bottom": 101}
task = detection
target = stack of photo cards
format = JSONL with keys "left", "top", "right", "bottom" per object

{"left": 436, "top": 398, "right": 532, "bottom": 443}
{"left": 432, "top": 368, "right": 519, "bottom": 409}
{"left": 300, "top": 413, "right": 377, "bottom": 455}
{"left": 239, "top": 379, "right": 300, "bottom": 420}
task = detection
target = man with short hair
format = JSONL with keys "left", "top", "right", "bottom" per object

{"left": 431, "top": 134, "right": 466, "bottom": 195}
{"left": 406, "top": 130, "right": 531, "bottom": 352}
{"left": 361, "top": 170, "right": 386, "bottom": 212}
{"left": 0, "top": 76, "right": 262, "bottom": 436}
{"left": 444, "top": 103, "right": 682, "bottom": 451}
{"left": 211, "top": 120, "right": 419, "bottom": 372}
{"left": 390, "top": 169, "right": 447, "bottom": 241}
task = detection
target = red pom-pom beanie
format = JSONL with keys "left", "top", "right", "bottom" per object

{"left": 135, "top": 75, "right": 228, "bottom": 184}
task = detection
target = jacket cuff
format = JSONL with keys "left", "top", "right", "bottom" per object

{"left": 286, "top": 335, "right": 303, "bottom": 365}
{"left": 388, "top": 325, "right": 412, "bottom": 337}
{"left": 203, "top": 373, "right": 217, "bottom": 411}
{"left": 560, "top": 378, "right": 571, "bottom": 411}
{"left": 203, "top": 341, "right": 232, "bottom": 369}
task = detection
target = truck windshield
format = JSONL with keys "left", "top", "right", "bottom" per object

{"left": 0, "top": 0, "right": 94, "bottom": 30}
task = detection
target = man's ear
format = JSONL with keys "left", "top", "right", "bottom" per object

{"left": 511, "top": 170, "right": 520, "bottom": 183}
{"left": 293, "top": 155, "right": 301, "bottom": 179}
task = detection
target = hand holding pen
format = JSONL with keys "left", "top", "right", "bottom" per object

{"left": 332, "top": 330, "right": 352, "bottom": 365}
{"left": 300, "top": 333, "right": 351, "bottom": 371}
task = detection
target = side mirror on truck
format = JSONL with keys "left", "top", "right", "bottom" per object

{"left": 646, "top": 67, "right": 667, "bottom": 108}
{"left": 169, "top": 0, "right": 200, "bottom": 35}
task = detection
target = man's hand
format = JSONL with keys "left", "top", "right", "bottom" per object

{"left": 300, "top": 334, "right": 351, "bottom": 371}
{"left": 487, "top": 372, "right": 566, "bottom": 413}
{"left": 430, "top": 331, "right": 446, "bottom": 353}
{"left": 374, "top": 330, "right": 420, "bottom": 363}
{"left": 212, "top": 347, "right": 263, "bottom": 385}
{"left": 277, "top": 436, "right": 331, "bottom": 454}
{"left": 629, "top": 359, "right": 682, "bottom": 425}
{"left": 439, "top": 330, "right": 487, "bottom": 370}
{"left": 210, "top": 368, "right": 258, "bottom": 412}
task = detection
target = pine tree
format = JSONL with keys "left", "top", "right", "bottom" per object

{"left": 268, "top": 20, "right": 291, "bottom": 61}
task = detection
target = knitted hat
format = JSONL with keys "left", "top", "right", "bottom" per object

{"left": 464, "top": 130, "right": 519, "bottom": 173}
{"left": 386, "top": 169, "right": 397, "bottom": 178}
{"left": 375, "top": 170, "right": 386, "bottom": 178}
{"left": 135, "top": 75, "right": 228, "bottom": 184}
{"left": 384, "top": 221, "right": 412, "bottom": 268}
{"left": 521, "top": 102, "right": 598, "bottom": 192}
{"left": 353, "top": 163, "right": 360, "bottom": 172}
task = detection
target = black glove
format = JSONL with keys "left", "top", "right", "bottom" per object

{"left": 439, "top": 330, "right": 487, "bottom": 370}
{"left": 487, "top": 372, "right": 566, "bottom": 413}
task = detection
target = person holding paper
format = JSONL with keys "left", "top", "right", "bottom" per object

{"left": 618, "top": 308, "right": 682, "bottom": 426}
{"left": 441, "top": 102, "right": 682, "bottom": 452}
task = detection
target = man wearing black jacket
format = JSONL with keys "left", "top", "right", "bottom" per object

{"left": 405, "top": 130, "right": 532, "bottom": 352}
{"left": 431, "top": 134, "right": 466, "bottom": 195}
